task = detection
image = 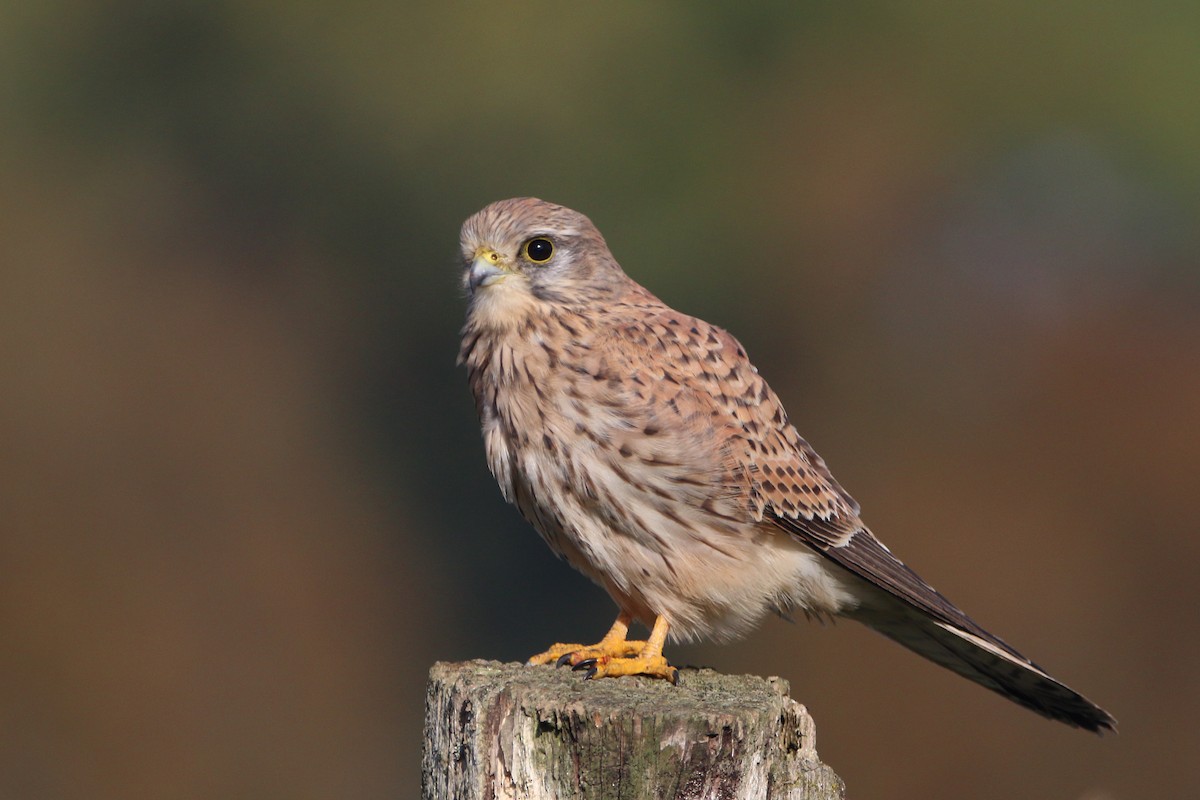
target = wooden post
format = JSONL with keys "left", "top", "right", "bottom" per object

{"left": 422, "top": 660, "right": 845, "bottom": 800}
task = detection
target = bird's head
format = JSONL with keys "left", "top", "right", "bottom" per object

{"left": 459, "top": 198, "right": 630, "bottom": 329}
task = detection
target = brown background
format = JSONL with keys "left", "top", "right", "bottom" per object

{"left": 2, "top": 2, "right": 1197, "bottom": 798}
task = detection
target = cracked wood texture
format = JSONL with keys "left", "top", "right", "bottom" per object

{"left": 422, "top": 660, "right": 844, "bottom": 800}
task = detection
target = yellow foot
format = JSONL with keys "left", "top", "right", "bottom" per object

{"left": 580, "top": 654, "right": 679, "bottom": 684}
{"left": 526, "top": 613, "right": 678, "bottom": 684}
{"left": 526, "top": 640, "right": 644, "bottom": 667}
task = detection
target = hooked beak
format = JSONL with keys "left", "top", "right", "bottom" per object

{"left": 467, "top": 247, "right": 511, "bottom": 294}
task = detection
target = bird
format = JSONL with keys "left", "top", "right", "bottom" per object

{"left": 456, "top": 196, "right": 1116, "bottom": 733}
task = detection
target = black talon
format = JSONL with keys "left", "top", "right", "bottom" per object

{"left": 584, "top": 667, "right": 598, "bottom": 680}
{"left": 572, "top": 658, "right": 597, "bottom": 672}
{"left": 555, "top": 653, "right": 575, "bottom": 668}
{"left": 668, "top": 668, "right": 680, "bottom": 686}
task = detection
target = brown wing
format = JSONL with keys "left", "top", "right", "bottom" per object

{"left": 643, "top": 308, "right": 1028, "bottom": 655}
{"left": 772, "top": 515, "right": 1029, "bottom": 656}
{"left": 747, "top": 409, "right": 1024, "bottom": 651}
{"left": 601, "top": 301, "right": 861, "bottom": 525}
{"left": 669, "top": 315, "right": 1119, "bottom": 730}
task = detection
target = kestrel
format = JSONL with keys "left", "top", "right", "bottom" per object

{"left": 457, "top": 197, "right": 1116, "bottom": 732}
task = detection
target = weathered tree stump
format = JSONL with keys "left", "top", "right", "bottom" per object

{"left": 422, "top": 660, "right": 844, "bottom": 800}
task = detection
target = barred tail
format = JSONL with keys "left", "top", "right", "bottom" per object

{"left": 851, "top": 602, "right": 1117, "bottom": 733}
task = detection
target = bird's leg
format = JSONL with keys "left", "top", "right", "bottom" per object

{"left": 526, "top": 612, "right": 643, "bottom": 666}
{"left": 580, "top": 614, "right": 678, "bottom": 683}
{"left": 527, "top": 614, "right": 679, "bottom": 684}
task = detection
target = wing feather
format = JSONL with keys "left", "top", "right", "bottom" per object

{"left": 770, "top": 514, "right": 1027, "bottom": 661}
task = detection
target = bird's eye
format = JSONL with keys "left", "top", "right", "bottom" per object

{"left": 523, "top": 237, "right": 555, "bottom": 263}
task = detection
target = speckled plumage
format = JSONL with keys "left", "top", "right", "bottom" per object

{"left": 458, "top": 197, "right": 1115, "bottom": 732}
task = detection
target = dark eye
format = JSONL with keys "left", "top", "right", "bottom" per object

{"left": 523, "top": 237, "right": 555, "bottom": 263}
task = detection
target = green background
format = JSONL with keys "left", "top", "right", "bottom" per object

{"left": 2, "top": 2, "right": 1196, "bottom": 797}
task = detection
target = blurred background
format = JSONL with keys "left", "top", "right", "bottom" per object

{"left": 1, "top": 1, "right": 1196, "bottom": 798}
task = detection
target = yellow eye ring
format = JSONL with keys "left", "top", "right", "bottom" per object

{"left": 522, "top": 237, "right": 555, "bottom": 263}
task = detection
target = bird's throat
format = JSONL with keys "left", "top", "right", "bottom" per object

{"left": 466, "top": 279, "right": 545, "bottom": 334}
